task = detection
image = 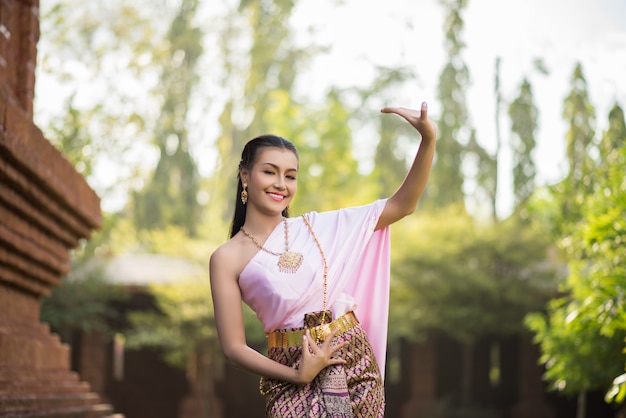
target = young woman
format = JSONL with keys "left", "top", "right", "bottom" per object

{"left": 210, "top": 103, "right": 437, "bottom": 417}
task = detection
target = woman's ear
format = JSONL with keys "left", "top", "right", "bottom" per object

{"left": 239, "top": 169, "right": 249, "bottom": 185}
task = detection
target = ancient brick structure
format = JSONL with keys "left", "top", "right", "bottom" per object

{"left": 0, "top": 0, "right": 117, "bottom": 416}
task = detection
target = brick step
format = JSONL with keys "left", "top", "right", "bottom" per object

{"left": 0, "top": 376, "right": 86, "bottom": 398}
{"left": 0, "top": 370, "right": 118, "bottom": 417}
{"left": 0, "top": 391, "right": 101, "bottom": 410}
{"left": 0, "top": 402, "right": 116, "bottom": 418}
{"left": 0, "top": 319, "right": 64, "bottom": 343}
{"left": 0, "top": 379, "right": 90, "bottom": 395}
{"left": 0, "top": 368, "right": 80, "bottom": 381}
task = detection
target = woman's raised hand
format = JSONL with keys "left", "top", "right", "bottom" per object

{"left": 295, "top": 329, "right": 348, "bottom": 385}
{"left": 381, "top": 102, "right": 437, "bottom": 141}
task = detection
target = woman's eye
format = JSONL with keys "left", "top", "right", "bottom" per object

{"left": 287, "top": 175, "right": 296, "bottom": 180}
{"left": 264, "top": 171, "right": 275, "bottom": 175}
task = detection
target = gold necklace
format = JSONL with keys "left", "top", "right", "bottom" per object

{"left": 240, "top": 216, "right": 329, "bottom": 329}
{"left": 301, "top": 215, "right": 329, "bottom": 338}
{"left": 241, "top": 217, "right": 304, "bottom": 274}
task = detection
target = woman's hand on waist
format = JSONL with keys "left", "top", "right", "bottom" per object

{"left": 294, "top": 329, "right": 348, "bottom": 385}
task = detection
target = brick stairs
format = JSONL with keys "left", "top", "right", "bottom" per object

{"left": 0, "top": 368, "right": 120, "bottom": 418}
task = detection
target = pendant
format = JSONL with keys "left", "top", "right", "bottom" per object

{"left": 318, "top": 323, "right": 331, "bottom": 342}
{"left": 277, "top": 251, "right": 303, "bottom": 274}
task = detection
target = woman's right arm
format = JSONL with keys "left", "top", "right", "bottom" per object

{"left": 209, "top": 246, "right": 346, "bottom": 385}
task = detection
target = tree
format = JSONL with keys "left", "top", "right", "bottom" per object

{"left": 133, "top": 0, "right": 203, "bottom": 236}
{"left": 211, "top": 0, "right": 306, "bottom": 222}
{"left": 390, "top": 208, "right": 559, "bottom": 407}
{"left": 598, "top": 104, "right": 626, "bottom": 176}
{"left": 526, "top": 102, "right": 626, "bottom": 418}
{"left": 557, "top": 63, "right": 597, "bottom": 231}
{"left": 341, "top": 65, "right": 418, "bottom": 200}
{"left": 36, "top": 0, "right": 165, "bottom": 206}
{"left": 525, "top": 296, "right": 625, "bottom": 418}
{"left": 508, "top": 78, "right": 539, "bottom": 209}
{"left": 526, "top": 62, "right": 598, "bottom": 275}
{"left": 431, "top": 0, "right": 470, "bottom": 209}
{"left": 293, "top": 89, "right": 369, "bottom": 213}
{"left": 126, "top": 279, "right": 217, "bottom": 368}
{"left": 40, "top": 269, "right": 128, "bottom": 351}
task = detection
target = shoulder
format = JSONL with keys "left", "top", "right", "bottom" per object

{"left": 210, "top": 238, "right": 239, "bottom": 270}
{"left": 210, "top": 234, "right": 256, "bottom": 279}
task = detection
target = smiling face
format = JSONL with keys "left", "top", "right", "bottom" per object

{"left": 241, "top": 147, "right": 299, "bottom": 216}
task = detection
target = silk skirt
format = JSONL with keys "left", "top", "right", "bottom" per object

{"left": 260, "top": 312, "right": 385, "bottom": 417}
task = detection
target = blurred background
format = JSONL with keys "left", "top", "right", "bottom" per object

{"left": 33, "top": 0, "right": 626, "bottom": 417}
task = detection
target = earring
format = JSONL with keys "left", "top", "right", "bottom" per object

{"left": 241, "top": 183, "right": 248, "bottom": 204}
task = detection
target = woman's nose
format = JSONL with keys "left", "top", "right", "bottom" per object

{"left": 274, "top": 177, "right": 286, "bottom": 189}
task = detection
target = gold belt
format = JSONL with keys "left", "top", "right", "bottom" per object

{"left": 267, "top": 311, "right": 359, "bottom": 348}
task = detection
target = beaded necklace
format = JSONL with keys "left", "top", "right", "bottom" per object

{"left": 257, "top": 215, "right": 330, "bottom": 397}
{"left": 241, "top": 217, "right": 303, "bottom": 274}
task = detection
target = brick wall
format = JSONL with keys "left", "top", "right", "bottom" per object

{"left": 0, "top": 0, "right": 117, "bottom": 416}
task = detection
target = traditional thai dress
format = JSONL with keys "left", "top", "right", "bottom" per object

{"left": 239, "top": 199, "right": 391, "bottom": 417}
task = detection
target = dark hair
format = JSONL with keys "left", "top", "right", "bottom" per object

{"left": 229, "top": 134, "right": 299, "bottom": 238}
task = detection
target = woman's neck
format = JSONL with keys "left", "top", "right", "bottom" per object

{"left": 241, "top": 210, "right": 284, "bottom": 237}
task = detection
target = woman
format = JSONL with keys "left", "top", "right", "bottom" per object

{"left": 210, "top": 103, "right": 437, "bottom": 417}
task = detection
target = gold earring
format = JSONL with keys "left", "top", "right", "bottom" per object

{"left": 241, "top": 183, "right": 248, "bottom": 204}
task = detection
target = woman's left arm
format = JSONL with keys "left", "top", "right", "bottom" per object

{"left": 376, "top": 102, "right": 438, "bottom": 230}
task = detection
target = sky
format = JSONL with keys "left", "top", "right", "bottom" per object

{"left": 287, "top": 0, "right": 626, "bottom": 216}
{"left": 34, "top": 0, "right": 626, "bottom": 216}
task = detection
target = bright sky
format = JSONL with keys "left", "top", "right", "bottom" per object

{"left": 289, "top": 0, "right": 626, "bottom": 216}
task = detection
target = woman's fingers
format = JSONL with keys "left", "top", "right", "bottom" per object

{"left": 302, "top": 329, "right": 347, "bottom": 363}
{"left": 419, "top": 102, "right": 428, "bottom": 120}
{"left": 320, "top": 330, "right": 348, "bottom": 364}
{"left": 381, "top": 102, "right": 437, "bottom": 140}
{"left": 302, "top": 329, "right": 313, "bottom": 353}
{"left": 380, "top": 106, "right": 414, "bottom": 117}
{"left": 380, "top": 106, "right": 422, "bottom": 125}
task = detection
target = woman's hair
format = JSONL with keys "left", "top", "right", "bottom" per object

{"left": 229, "top": 134, "right": 299, "bottom": 238}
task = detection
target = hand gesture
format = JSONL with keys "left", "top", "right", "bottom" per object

{"left": 381, "top": 102, "right": 437, "bottom": 141}
{"left": 295, "top": 329, "right": 348, "bottom": 385}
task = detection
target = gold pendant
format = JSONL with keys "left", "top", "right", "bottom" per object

{"left": 277, "top": 251, "right": 303, "bottom": 274}
{"left": 319, "top": 323, "right": 331, "bottom": 341}
{"left": 313, "top": 323, "right": 332, "bottom": 344}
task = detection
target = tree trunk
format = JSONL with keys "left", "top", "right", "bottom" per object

{"left": 576, "top": 390, "right": 586, "bottom": 418}
{"left": 493, "top": 56, "right": 502, "bottom": 222}
{"left": 461, "top": 341, "right": 475, "bottom": 406}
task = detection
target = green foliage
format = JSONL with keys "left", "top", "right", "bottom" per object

{"left": 125, "top": 279, "right": 216, "bottom": 368}
{"left": 508, "top": 78, "right": 539, "bottom": 208}
{"left": 388, "top": 206, "right": 559, "bottom": 344}
{"left": 345, "top": 65, "right": 419, "bottom": 200}
{"left": 293, "top": 90, "right": 373, "bottom": 213}
{"left": 40, "top": 272, "right": 128, "bottom": 343}
{"left": 45, "top": 96, "right": 96, "bottom": 177}
{"left": 607, "top": 372, "right": 626, "bottom": 404}
{"left": 431, "top": 0, "right": 471, "bottom": 209}
{"left": 212, "top": 0, "right": 312, "bottom": 222}
{"left": 433, "top": 0, "right": 496, "bottom": 215}
{"left": 37, "top": 0, "right": 165, "bottom": 204}
{"left": 133, "top": 0, "right": 203, "bottom": 236}
{"left": 556, "top": 63, "right": 597, "bottom": 232}
{"left": 525, "top": 101, "right": 626, "bottom": 404}
{"left": 525, "top": 296, "right": 625, "bottom": 395}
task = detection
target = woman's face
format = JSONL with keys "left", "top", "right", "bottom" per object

{"left": 243, "top": 147, "right": 298, "bottom": 215}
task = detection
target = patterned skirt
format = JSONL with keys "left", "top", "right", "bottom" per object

{"left": 260, "top": 311, "right": 385, "bottom": 417}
